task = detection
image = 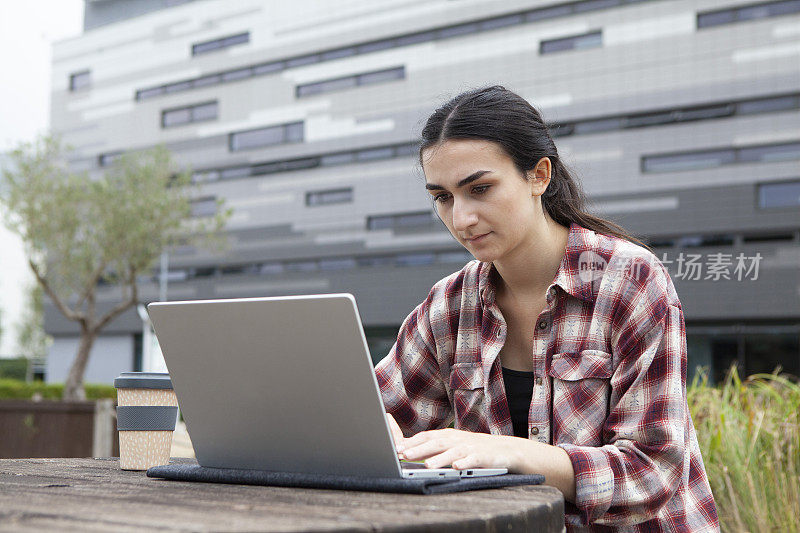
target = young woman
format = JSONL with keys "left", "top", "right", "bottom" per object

{"left": 375, "top": 86, "right": 719, "bottom": 531}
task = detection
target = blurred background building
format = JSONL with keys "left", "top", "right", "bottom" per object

{"left": 45, "top": 0, "right": 799, "bottom": 385}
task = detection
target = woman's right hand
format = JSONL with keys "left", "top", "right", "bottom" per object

{"left": 385, "top": 412, "right": 405, "bottom": 449}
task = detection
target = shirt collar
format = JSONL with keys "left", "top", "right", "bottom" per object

{"left": 478, "top": 222, "right": 600, "bottom": 305}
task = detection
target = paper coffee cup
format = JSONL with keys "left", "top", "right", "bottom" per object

{"left": 114, "top": 372, "right": 178, "bottom": 471}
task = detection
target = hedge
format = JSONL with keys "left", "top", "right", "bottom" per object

{"left": 0, "top": 379, "right": 117, "bottom": 401}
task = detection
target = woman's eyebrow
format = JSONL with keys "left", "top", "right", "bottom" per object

{"left": 425, "top": 170, "right": 492, "bottom": 191}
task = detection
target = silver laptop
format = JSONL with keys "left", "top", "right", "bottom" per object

{"left": 147, "top": 294, "right": 506, "bottom": 479}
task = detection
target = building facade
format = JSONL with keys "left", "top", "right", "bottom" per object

{"left": 47, "top": 0, "right": 800, "bottom": 384}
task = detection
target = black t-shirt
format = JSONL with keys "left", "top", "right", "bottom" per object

{"left": 502, "top": 367, "right": 535, "bottom": 439}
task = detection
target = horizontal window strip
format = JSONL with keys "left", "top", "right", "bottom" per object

{"left": 141, "top": 248, "right": 475, "bottom": 283}
{"left": 162, "top": 101, "right": 218, "bottom": 128}
{"left": 758, "top": 179, "right": 800, "bottom": 209}
{"left": 134, "top": 0, "right": 657, "bottom": 101}
{"left": 190, "top": 196, "right": 218, "bottom": 218}
{"left": 306, "top": 188, "right": 354, "bottom": 206}
{"left": 191, "top": 141, "right": 418, "bottom": 183}
{"left": 229, "top": 122, "right": 304, "bottom": 152}
{"left": 540, "top": 30, "right": 602, "bottom": 54}
{"left": 137, "top": 224, "right": 798, "bottom": 285}
{"left": 697, "top": 0, "right": 800, "bottom": 29}
{"left": 296, "top": 66, "right": 405, "bottom": 98}
{"left": 192, "top": 32, "right": 250, "bottom": 56}
{"left": 641, "top": 141, "right": 800, "bottom": 173}
{"left": 549, "top": 92, "right": 800, "bottom": 138}
{"left": 367, "top": 211, "right": 437, "bottom": 231}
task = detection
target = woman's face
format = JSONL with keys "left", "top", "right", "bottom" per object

{"left": 421, "top": 139, "right": 550, "bottom": 264}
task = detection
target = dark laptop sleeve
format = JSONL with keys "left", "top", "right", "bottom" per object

{"left": 147, "top": 462, "right": 545, "bottom": 495}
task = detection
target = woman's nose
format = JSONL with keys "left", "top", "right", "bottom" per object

{"left": 451, "top": 198, "right": 478, "bottom": 232}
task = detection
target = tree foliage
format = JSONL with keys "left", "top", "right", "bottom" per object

{"left": 16, "top": 283, "right": 52, "bottom": 363}
{"left": 0, "top": 134, "right": 230, "bottom": 400}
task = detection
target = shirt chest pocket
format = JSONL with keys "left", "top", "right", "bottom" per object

{"left": 448, "top": 362, "right": 485, "bottom": 431}
{"left": 548, "top": 350, "right": 613, "bottom": 446}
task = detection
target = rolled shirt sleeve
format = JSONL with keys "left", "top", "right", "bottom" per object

{"left": 559, "top": 272, "right": 690, "bottom": 526}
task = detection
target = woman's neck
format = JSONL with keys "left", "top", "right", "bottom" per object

{"left": 493, "top": 215, "right": 570, "bottom": 300}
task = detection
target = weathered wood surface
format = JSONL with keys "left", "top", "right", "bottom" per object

{"left": 0, "top": 458, "right": 564, "bottom": 532}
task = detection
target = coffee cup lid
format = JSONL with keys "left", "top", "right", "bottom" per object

{"left": 114, "top": 372, "right": 173, "bottom": 390}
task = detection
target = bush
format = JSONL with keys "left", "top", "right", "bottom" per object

{"left": 688, "top": 368, "right": 800, "bottom": 532}
{"left": 0, "top": 358, "right": 29, "bottom": 380}
{"left": 0, "top": 379, "right": 117, "bottom": 401}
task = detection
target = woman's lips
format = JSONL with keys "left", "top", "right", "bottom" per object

{"left": 465, "top": 232, "right": 490, "bottom": 244}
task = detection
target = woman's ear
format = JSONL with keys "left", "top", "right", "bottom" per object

{"left": 528, "top": 157, "right": 552, "bottom": 197}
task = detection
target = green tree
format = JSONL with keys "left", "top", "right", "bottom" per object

{"left": 16, "top": 283, "right": 52, "bottom": 370}
{"left": 0, "top": 134, "right": 230, "bottom": 400}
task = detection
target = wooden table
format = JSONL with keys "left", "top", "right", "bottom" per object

{"left": 0, "top": 458, "right": 564, "bottom": 532}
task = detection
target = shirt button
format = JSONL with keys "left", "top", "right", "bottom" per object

{"left": 530, "top": 427, "right": 539, "bottom": 436}
{"left": 537, "top": 320, "right": 548, "bottom": 330}
{"left": 535, "top": 377, "right": 543, "bottom": 386}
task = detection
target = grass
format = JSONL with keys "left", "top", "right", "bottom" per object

{"left": 688, "top": 368, "right": 800, "bottom": 532}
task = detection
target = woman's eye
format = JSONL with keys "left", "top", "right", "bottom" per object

{"left": 472, "top": 185, "right": 490, "bottom": 195}
{"left": 433, "top": 193, "right": 451, "bottom": 203}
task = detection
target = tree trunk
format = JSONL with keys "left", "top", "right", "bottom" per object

{"left": 62, "top": 328, "right": 98, "bottom": 401}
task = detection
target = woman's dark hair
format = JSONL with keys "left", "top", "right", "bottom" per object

{"left": 419, "top": 85, "right": 651, "bottom": 251}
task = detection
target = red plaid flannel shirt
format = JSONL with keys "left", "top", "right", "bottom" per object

{"left": 375, "top": 223, "right": 719, "bottom": 531}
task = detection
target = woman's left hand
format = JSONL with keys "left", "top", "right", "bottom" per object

{"left": 396, "top": 428, "right": 523, "bottom": 471}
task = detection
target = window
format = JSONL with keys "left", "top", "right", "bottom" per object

{"left": 737, "top": 95, "right": 799, "bottom": 115}
{"left": 222, "top": 68, "right": 252, "bottom": 82}
{"left": 297, "top": 77, "right": 356, "bottom": 97}
{"left": 285, "top": 260, "right": 318, "bottom": 273}
{"left": 573, "top": 117, "right": 622, "bottom": 135}
{"left": 742, "top": 232, "right": 796, "bottom": 243}
{"left": 758, "top": 180, "right": 800, "bottom": 209}
{"left": 161, "top": 101, "right": 218, "bottom": 128}
{"left": 191, "top": 196, "right": 217, "bottom": 217}
{"left": 319, "top": 257, "right": 357, "bottom": 271}
{"left": 367, "top": 211, "right": 435, "bottom": 231}
{"left": 306, "top": 188, "right": 353, "bottom": 206}
{"left": 676, "top": 104, "right": 734, "bottom": 122}
{"left": 643, "top": 142, "right": 800, "bottom": 173}
{"left": 357, "top": 67, "right": 404, "bottom": 86}
{"left": 192, "top": 32, "right": 250, "bottom": 55}
{"left": 357, "top": 147, "right": 394, "bottom": 161}
{"left": 642, "top": 149, "right": 735, "bottom": 172}
{"left": 625, "top": 112, "right": 675, "bottom": 128}
{"left": 286, "top": 54, "right": 319, "bottom": 68}
{"left": 192, "top": 141, "right": 417, "bottom": 184}
{"left": 193, "top": 74, "right": 221, "bottom": 88}
{"left": 296, "top": 67, "right": 404, "bottom": 98}
{"left": 165, "top": 81, "right": 192, "bottom": 93}
{"left": 229, "top": 122, "right": 303, "bottom": 151}
{"left": 675, "top": 234, "right": 735, "bottom": 248}
{"left": 438, "top": 22, "right": 479, "bottom": 39}
{"left": 540, "top": 31, "right": 602, "bottom": 54}
{"left": 98, "top": 151, "right": 122, "bottom": 167}
{"left": 220, "top": 166, "right": 251, "bottom": 180}
{"left": 396, "top": 253, "right": 435, "bottom": 266}
{"left": 738, "top": 142, "right": 800, "bottom": 163}
{"left": 698, "top": 1, "right": 800, "bottom": 29}
{"left": 69, "top": 70, "right": 91, "bottom": 92}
